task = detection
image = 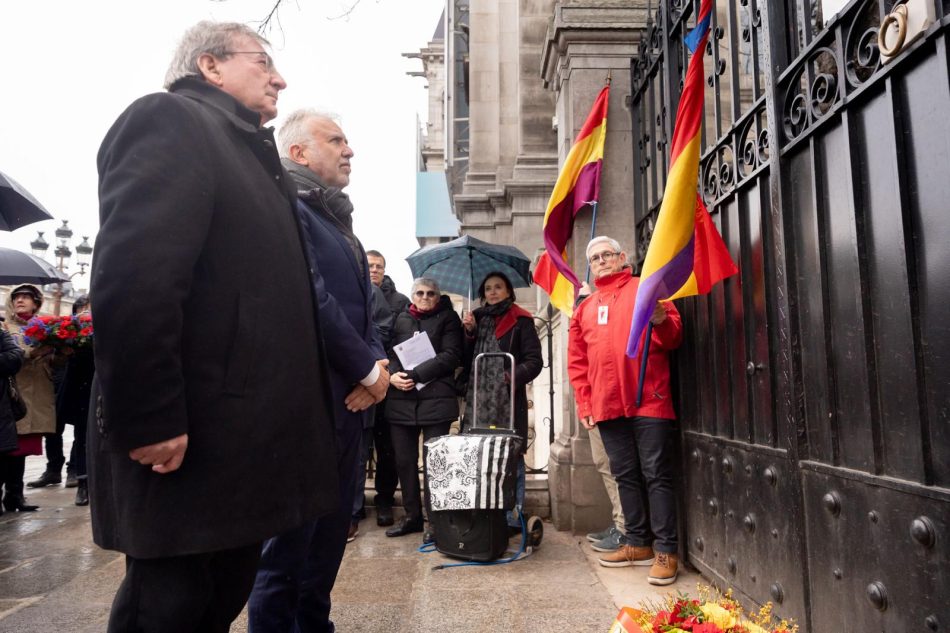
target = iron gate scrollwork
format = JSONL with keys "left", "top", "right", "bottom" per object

{"left": 630, "top": 1, "right": 950, "bottom": 630}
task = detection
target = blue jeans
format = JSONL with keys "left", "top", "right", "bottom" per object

{"left": 597, "top": 417, "right": 678, "bottom": 553}
{"left": 247, "top": 422, "right": 361, "bottom": 633}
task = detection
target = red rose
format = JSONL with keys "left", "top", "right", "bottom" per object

{"left": 80, "top": 327, "right": 93, "bottom": 336}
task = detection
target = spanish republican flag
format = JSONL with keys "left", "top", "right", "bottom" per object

{"left": 533, "top": 85, "right": 609, "bottom": 316}
{"left": 626, "top": 0, "right": 738, "bottom": 357}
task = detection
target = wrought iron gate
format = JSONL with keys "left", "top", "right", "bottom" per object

{"left": 630, "top": 1, "right": 950, "bottom": 630}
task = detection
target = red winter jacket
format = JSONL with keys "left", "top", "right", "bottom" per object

{"left": 567, "top": 269, "right": 682, "bottom": 423}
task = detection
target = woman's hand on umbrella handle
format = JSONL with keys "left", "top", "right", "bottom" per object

{"left": 462, "top": 312, "right": 475, "bottom": 334}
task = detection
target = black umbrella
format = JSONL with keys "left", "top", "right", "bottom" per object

{"left": 0, "top": 170, "right": 55, "bottom": 231}
{"left": 0, "top": 247, "right": 68, "bottom": 285}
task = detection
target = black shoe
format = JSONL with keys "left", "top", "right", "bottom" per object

{"left": 376, "top": 506, "right": 394, "bottom": 527}
{"left": 75, "top": 481, "right": 89, "bottom": 506}
{"left": 385, "top": 517, "right": 424, "bottom": 537}
{"left": 27, "top": 470, "right": 61, "bottom": 488}
{"left": 65, "top": 472, "right": 79, "bottom": 488}
{"left": 422, "top": 528, "right": 435, "bottom": 545}
{"left": 3, "top": 496, "right": 38, "bottom": 512}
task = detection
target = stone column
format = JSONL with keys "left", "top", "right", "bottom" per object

{"left": 540, "top": 0, "right": 648, "bottom": 533}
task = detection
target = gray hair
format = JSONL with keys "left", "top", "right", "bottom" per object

{"left": 586, "top": 236, "right": 624, "bottom": 259}
{"left": 411, "top": 277, "right": 441, "bottom": 295}
{"left": 277, "top": 109, "right": 341, "bottom": 158}
{"left": 163, "top": 21, "right": 270, "bottom": 89}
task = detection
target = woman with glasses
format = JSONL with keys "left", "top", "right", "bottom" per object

{"left": 383, "top": 278, "right": 462, "bottom": 538}
{"left": 459, "top": 271, "right": 542, "bottom": 532}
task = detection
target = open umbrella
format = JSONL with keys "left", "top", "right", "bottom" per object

{"left": 0, "top": 247, "right": 68, "bottom": 285}
{"left": 0, "top": 170, "right": 55, "bottom": 231}
{"left": 406, "top": 235, "right": 532, "bottom": 298}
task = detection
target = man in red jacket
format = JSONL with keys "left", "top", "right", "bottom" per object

{"left": 567, "top": 236, "right": 683, "bottom": 585}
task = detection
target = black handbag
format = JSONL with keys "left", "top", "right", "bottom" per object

{"left": 8, "top": 376, "right": 27, "bottom": 421}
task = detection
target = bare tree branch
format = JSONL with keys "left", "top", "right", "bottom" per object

{"left": 326, "top": 0, "right": 365, "bottom": 21}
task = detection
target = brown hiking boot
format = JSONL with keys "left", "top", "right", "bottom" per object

{"left": 598, "top": 545, "right": 655, "bottom": 567}
{"left": 648, "top": 551, "right": 678, "bottom": 585}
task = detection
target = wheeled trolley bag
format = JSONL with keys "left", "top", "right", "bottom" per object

{"left": 425, "top": 352, "right": 522, "bottom": 562}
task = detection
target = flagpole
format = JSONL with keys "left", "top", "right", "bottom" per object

{"left": 584, "top": 202, "right": 600, "bottom": 283}
{"left": 583, "top": 72, "right": 612, "bottom": 285}
{"left": 635, "top": 322, "right": 654, "bottom": 407}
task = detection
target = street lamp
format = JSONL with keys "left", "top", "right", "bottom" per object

{"left": 30, "top": 220, "right": 94, "bottom": 315}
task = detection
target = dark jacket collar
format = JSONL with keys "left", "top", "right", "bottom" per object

{"left": 281, "top": 159, "right": 355, "bottom": 231}
{"left": 168, "top": 77, "right": 263, "bottom": 133}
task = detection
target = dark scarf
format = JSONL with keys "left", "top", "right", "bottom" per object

{"left": 464, "top": 299, "right": 514, "bottom": 430}
{"left": 473, "top": 299, "right": 532, "bottom": 341}
{"left": 282, "top": 158, "right": 364, "bottom": 276}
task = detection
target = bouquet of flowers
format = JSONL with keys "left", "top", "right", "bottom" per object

{"left": 21, "top": 314, "right": 94, "bottom": 349}
{"left": 610, "top": 586, "right": 797, "bottom": 633}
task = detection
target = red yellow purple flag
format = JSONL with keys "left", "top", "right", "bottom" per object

{"left": 626, "top": 0, "right": 738, "bottom": 357}
{"left": 533, "top": 85, "right": 609, "bottom": 316}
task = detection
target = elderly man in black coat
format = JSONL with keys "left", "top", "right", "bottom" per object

{"left": 247, "top": 109, "right": 390, "bottom": 632}
{"left": 90, "top": 21, "right": 338, "bottom": 633}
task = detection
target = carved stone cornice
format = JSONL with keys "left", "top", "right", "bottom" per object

{"left": 541, "top": 1, "right": 648, "bottom": 88}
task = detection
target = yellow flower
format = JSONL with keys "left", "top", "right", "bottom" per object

{"left": 740, "top": 621, "right": 770, "bottom": 633}
{"left": 700, "top": 603, "right": 738, "bottom": 629}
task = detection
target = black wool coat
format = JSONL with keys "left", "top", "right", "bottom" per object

{"left": 458, "top": 309, "right": 543, "bottom": 446}
{"left": 90, "top": 78, "right": 338, "bottom": 559}
{"left": 384, "top": 297, "right": 462, "bottom": 426}
{"left": 0, "top": 330, "right": 24, "bottom": 453}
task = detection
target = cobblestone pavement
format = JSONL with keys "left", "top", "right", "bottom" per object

{"left": 0, "top": 448, "right": 695, "bottom": 632}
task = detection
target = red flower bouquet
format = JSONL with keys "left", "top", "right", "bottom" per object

{"left": 21, "top": 314, "right": 94, "bottom": 349}
{"left": 609, "top": 586, "right": 797, "bottom": 633}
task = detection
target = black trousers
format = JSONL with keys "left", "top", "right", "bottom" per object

{"left": 389, "top": 422, "right": 452, "bottom": 521}
{"left": 107, "top": 542, "right": 262, "bottom": 633}
{"left": 371, "top": 411, "right": 398, "bottom": 507}
{"left": 597, "top": 416, "right": 678, "bottom": 553}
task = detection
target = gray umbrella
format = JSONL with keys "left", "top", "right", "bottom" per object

{"left": 0, "top": 170, "right": 55, "bottom": 231}
{"left": 0, "top": 247, "right": 68, "bottom": 285}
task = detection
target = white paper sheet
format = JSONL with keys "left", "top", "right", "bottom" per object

{"left": 393, "top": 331, "right": 436, "bottom": 390}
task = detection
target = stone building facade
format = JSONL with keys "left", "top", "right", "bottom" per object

{"left": 406, "top": 0, "right": 651, "bottom": 533}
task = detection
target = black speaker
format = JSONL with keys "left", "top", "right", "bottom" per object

{"left": 429, "top": 509, "right": 509, "bottom": 562}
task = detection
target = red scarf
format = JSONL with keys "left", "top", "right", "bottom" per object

{"left": 493, "top": 304, "right": 532, "bottom": 339}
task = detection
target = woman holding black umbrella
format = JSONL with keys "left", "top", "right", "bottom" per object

{"left": 459, "top": 271, "right": 543, "bottom": 531}
{"left": 383, "top": 278, "right": 462, "bottom": 539}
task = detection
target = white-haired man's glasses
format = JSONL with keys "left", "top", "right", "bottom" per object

{"left": 588, "top": 251, "right": 620, "bottom": 265}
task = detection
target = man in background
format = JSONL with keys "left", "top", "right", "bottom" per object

{"left": 567, "top": 236, "right": 683, "bottom": 586}
{"left": 365, "top": 250, "right": 408, "bottom": 527}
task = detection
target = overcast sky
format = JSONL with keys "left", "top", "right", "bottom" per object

{"left": 0, "top": 0, "right": 444, "bottom": 292}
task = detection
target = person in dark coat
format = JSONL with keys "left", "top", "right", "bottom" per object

{"left": 366, "top": 250, "right": 407, "bottom": 527}
{"left": 248, "top": 109, "right": 389, "bottom": 633}
{"left": 54, "top": 295, "right": 94, "bottom": 506}
{"left": 384, "top": 278, "right": 463, "bottom": 538}
{"left": 91, "top": 21, "right": 338, "bottom": 633}
{"left": 0, "top": 327, "right": 25, "bottom": 512}
{"left": 459, "top": 272, "right": 543, "bottom": 529}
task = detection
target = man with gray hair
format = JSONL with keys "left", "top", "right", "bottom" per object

{"left": 248, "top": 109, "right": 389, "bottom": 632}
{"left": 91, "top": 21, "right": 338, "bottom": 632}
{"left": 567, "top": 235, "right": 683, "bottom": 586}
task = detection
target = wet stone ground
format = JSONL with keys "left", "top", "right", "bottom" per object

{"left": 0, "top": 449, "right": 692, "bottom": 632}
